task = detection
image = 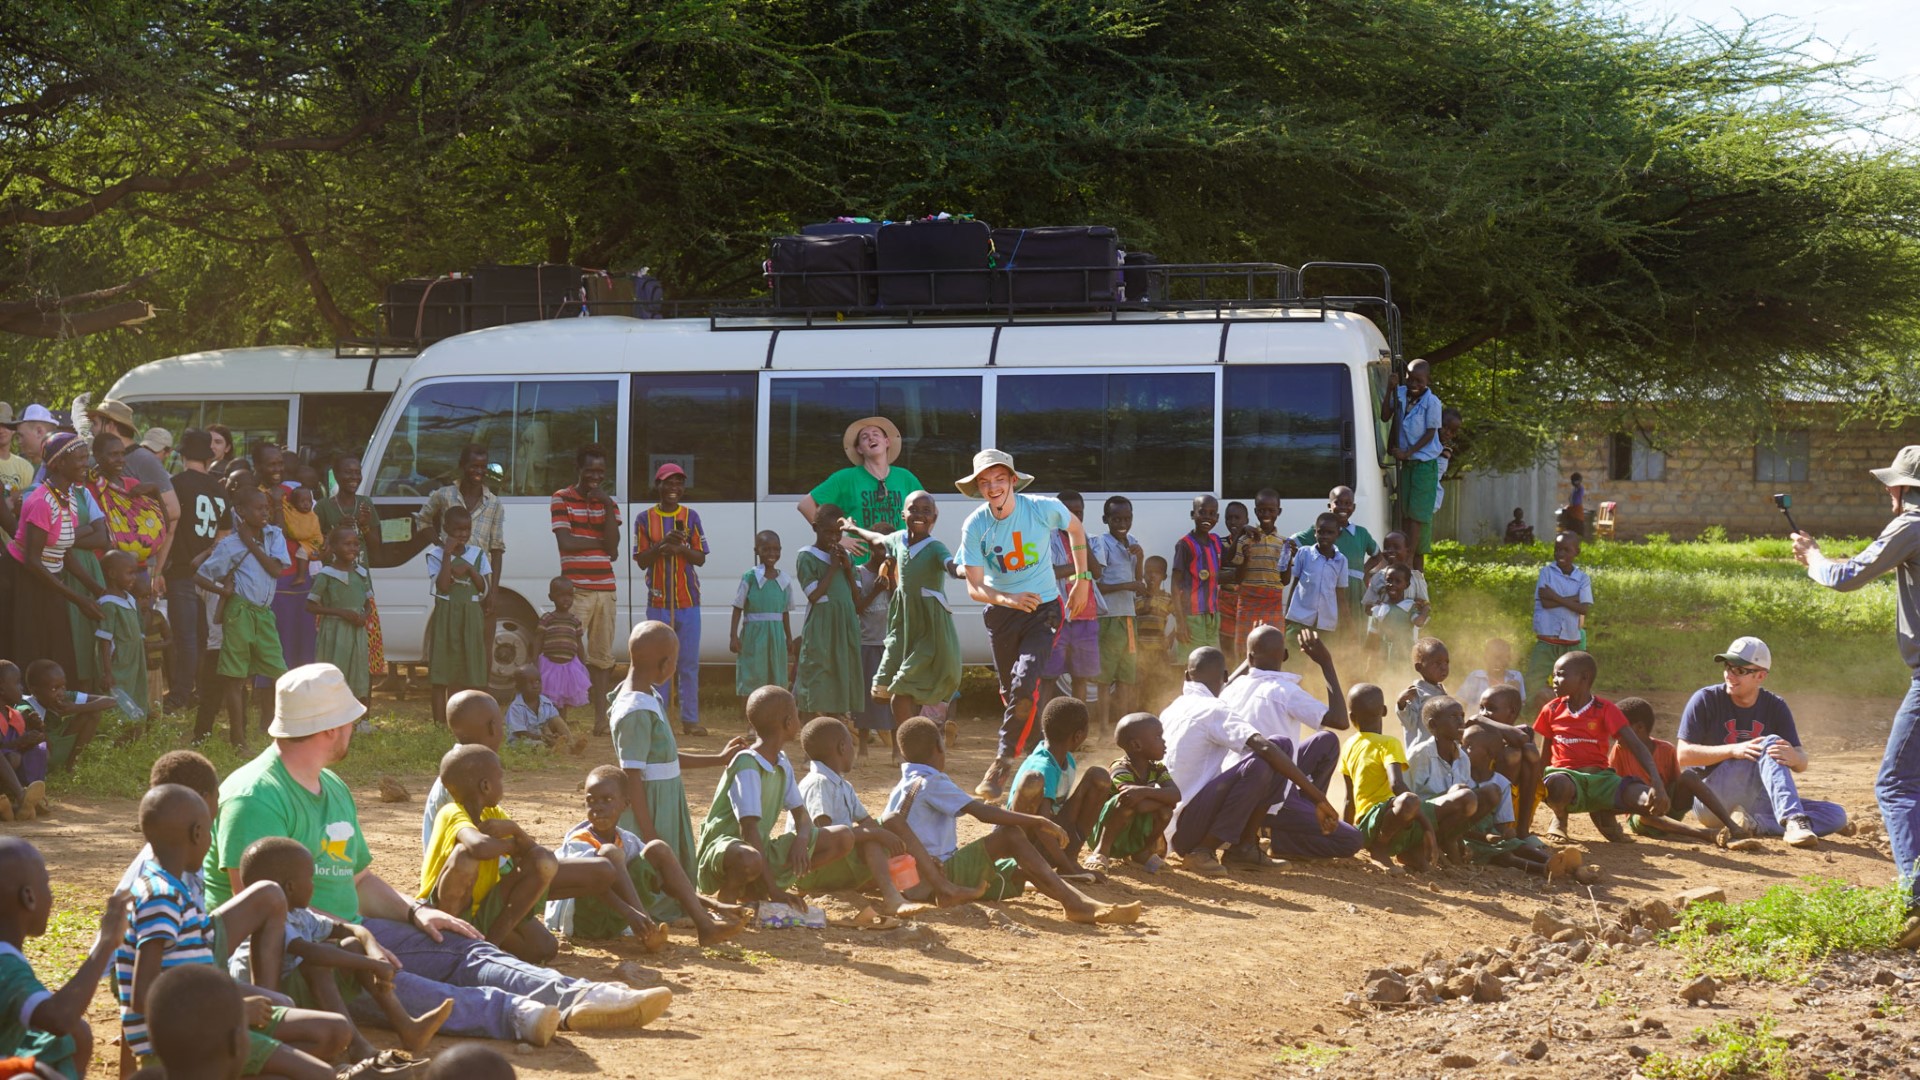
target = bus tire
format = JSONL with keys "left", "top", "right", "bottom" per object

{"left": 488, "top": 590, "right": 540, "bottom": 692}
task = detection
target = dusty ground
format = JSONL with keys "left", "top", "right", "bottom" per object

{"left": 16, "top": 688, "right": 1918, "bottom": 1079}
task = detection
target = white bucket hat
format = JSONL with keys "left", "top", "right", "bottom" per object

{"left": 1871, "top": 446, "right": 1920, "bottom": 489}
{"left": 268, "top": 663, "right": 367, "bottom": 739}
{"left": 954, "top": 448, "right": 1033, "bottom": 499}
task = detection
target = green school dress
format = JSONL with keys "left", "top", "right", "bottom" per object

{"left": 733, "top": 568, "right": 793, "bottom": 697}
{"left": 694, "top": 747, "right": 805, "bottom": 894}
{"left": 64, "top": 494, "right": 103, "bottom": 685}
{"left": 611, "top": 685, "right": 698, "bottom": 897}
{"left": 311, "top": 564, "right": 373, "bottom": 698}
{"left": 794, "top": 547, "right": 863, "bottom": 714}
{"left": 426, "top": 544, "right": 488, "bottom": 688}
{"left": 97, "top": 593, "right": 147, "bottom": 717}
{"left": 875, "top": 531, "right": 961, "bottom": 705}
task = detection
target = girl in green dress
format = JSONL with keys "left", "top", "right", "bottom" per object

{"left": 794, "top": 505, "right": 864, "bottom": 716}
{"left": 425, "top": 506, "right": 489, "bottom": 726}
{"left": 729, "top": 530, "right": 796, "bottom": 699}
{"left": 843, "top": 491, "right": 962, "bottom": 741}
{"left": 316, "top": 455, "right": 386, "bottom": 685}
{"left": 308, "top": 524, "right": 373, "bottom": 701}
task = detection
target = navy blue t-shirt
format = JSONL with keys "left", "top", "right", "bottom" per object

{"left": 1676, "top": 685, "right": 1801, "bottom": 761}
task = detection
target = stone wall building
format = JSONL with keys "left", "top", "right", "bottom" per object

{"left": 1554, "top": 405, "right": 1920, "bottom": 541}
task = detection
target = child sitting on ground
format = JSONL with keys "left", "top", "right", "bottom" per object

{"left": 307, "top": 525, "right": 373, "bottom": 705}
{"left": 1457, "top": 637, "right": 1526, "bottom": 709}
{"left": 1462, "top": 684, "right": 1545, "bottom": 837}
{"left": 232, "top": 837, "right": 452, "bottom": 1059}
{"left": 1085, "top": 712, "right": 1178, "bottom": 874}
{"left": 1534, "top": 651, "right": 1670, "bottom": 843}
{"left": 884, "top": 717, "right": 1141, "bottom": 925}
{"left": 1007, "top": 697, "right": 1111, "bottom": 872}
{"left": 795, "top": 505, "right": 865, "bottom": 720}
{"left": 1365, "top": 564, "right": 1425, "bottom": 678}
{"left": 94, "top": 549, "right": 149, "bottom": 720}
{"left": 0, "top": 837, "right": 130, "bottom": 1080}
{"left": 1395, "top": 637, "right": 1450, "bottom": 747}
{"left": 0, "top": 661, "right": 49, "bottom": 822}
{"left": 1504, "top": 507, "right": 1535, "bottom": 545}
{"left": 506, "top": 666, "right": 582, "bottom": 753}
{"left": 143, "top": 964, "right": 250, "bottom": 1080}
{"left": 730, "top": 530, "right": 797, "bottom": 718}
{"left": 544, "top": 765, "right": 744, "bottom": 945}
{"left": 794, "top": 716, "right": 940, "bottom": 915}
{"left": 116, "top": 784, "right": 352, "bottom": 1080}
{"left": 1410, "top": 697, "right": 1575, "bottom": 879}
{"left": 1340, "top": 684, "right": 1472, "bottom": 872}
{"left": 536, "top": 577, "right": 592, "bottom": 722}
{"left": 426, "top": 1043, "right": 518, "bottom": 1080}
{"left": 1611, "top": 697, "right": 1760, "bottom": 850}
{"left": 421, "top": 689, "right": 505, "bottom": 851}
{"left": 22, "top": 659, "right": 114, "bottom": 774}
{"left": 693, "top": 687, "right": 868, "bottom": 908}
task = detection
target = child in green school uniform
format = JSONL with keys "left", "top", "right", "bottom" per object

{"left": 794, "top": 505, "right": 864, "bottom": 717}
{"left": 426, "top": 506, "right": 490, "bottom": 727}
{"left": 840, "top": 492, "right": 963, "bottom": 748}
{"left": 612, "top": 622, "right": 750, "bottom": 878}
{"left": 306, "top": 525, "right": 373, "bottom": 703}
{"left": 194, "top": 486, "right": 287, "bottom": 750}
{"left": 729, "top": 530, "right": 797, "bottom": 700}
{"left": 93, "top": 550, "right": 148, "bottom": 720}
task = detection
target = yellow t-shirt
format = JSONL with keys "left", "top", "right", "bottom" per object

{"left": 419, "top": 801, "right": 508, "bottom": 908}
{"left": 1340, "top": 730, "right": 1408, "bottom": 819}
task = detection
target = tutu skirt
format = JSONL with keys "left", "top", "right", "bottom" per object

{"left": 540, "top": 654, "right": 592, "bottom": 706}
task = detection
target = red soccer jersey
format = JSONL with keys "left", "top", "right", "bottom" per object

{"left": 1609, "top": 736, "right": 1679, "bottom": 786}
{"left": 1533, "top": 695, "right": 1629, "bottom": 772}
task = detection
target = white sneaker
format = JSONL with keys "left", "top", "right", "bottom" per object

{"left": 512, "top": 999, "right": 560, "bottom": 1047}
{"left": 562, "top": 983, "right": 673, "bottom": 1032}
{"left": 1784, "top": 815, "right": 1819, "bottom": 849}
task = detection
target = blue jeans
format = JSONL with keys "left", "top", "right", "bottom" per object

{"left": 1699, "top": 735, "right": 1849, "bottom": 837}
{"left": 357, "top": 918, "right": 593, "bottom": 1040}
{"left": 164, "top": 574, "right": 202, "bottom": 708}
{"left": 646, "top": 603, "right": 700, "bottom": 729}
{"left": 1881, "top": 676, "right": 1920, "bottom": 906}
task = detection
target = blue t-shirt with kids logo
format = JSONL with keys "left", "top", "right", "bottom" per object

{"left": 959, "top": 494, "right": 1073, "bottom": 603}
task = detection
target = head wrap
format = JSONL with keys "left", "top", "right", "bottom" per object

{"left": 42, "top": 430, "right": 84, "bottom": 467}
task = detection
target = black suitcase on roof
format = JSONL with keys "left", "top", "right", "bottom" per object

{"left": 384, "top": 276, "right": 471, "bottom": 342}
{"left": 994, "top": 226, "right": 1120, "bottom": 307}
{"left": 876, "top": 218, "right": 992, "bottom": 308}
{"left": 802, "top": 219, "right": 883, "bottom": 238}
{"left": 769, "top": 233, "right": 875, "bottom": 310}
{"left": 469, "top": 264, "right": 584, "bottom": 327}
{"left": 1123, "top": 250, "right": 1163, "bottom": 304}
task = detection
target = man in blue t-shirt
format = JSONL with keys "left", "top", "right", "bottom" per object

{"left": 955, "top": 449, "right": 1091, "bottom": 800}
{"left": 1675, "top": 636, "right": 1849, "bottom": 848}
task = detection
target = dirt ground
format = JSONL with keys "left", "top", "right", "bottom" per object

{"left": 18, "top": 687, "right": 1919, "bottom": 1079}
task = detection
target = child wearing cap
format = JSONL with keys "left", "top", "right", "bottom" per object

{"left": 634, "top": 463, "right": 708, "bottom": 736}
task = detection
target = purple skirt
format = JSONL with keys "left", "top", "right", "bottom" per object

{"left": 540, "top": 655, "right": 591, "bottom": 707}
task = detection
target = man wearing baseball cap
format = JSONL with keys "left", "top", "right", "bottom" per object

{"left": 634, "top": 461, "right": 706, "bottom": 734}
{"left": 204, "top": 664, "right": 674, "bottom": 1044}
{"left": 0, "top": 403, "right": 32, "bottom": 496}
{"left": 1795, "top": 445, "right": 1920, "bottom": 940}
{"left": 1675, "top": 636, "right": 1848, "bottom": 850}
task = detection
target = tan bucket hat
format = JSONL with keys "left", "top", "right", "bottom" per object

{"left": 88, "top": 398, "right": 137, "bottom": 435}
{"left": 955, "top": 448, "right": 1033, "bottom": 499}
{"left": 1871, "top": 446, "right": 1920, "bottom": 489}
{"left": 268, "top": 663, "right": 368, "bottom": 739}
{"left": 842, "top": 416, "right": 902, "bottom": 466}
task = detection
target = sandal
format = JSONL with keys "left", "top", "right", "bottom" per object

{"left": 337, "top": 1050, "right": 428, "bottom": 1078}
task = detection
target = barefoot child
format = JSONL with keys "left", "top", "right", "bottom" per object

{"left": 22, "top": 659, "right": 114, "bottom": 772}
{"left": 1171, "top": 495, "right": 1223, "bottom": 650}
{"left": 1534, "top": 651, "right": 1670, "bottom": 843}
{"left": 793, "top": 717, "right": 922, "bottom": 914}
{"left": 426, "top": 506, "right": 490, "bottom": 728}
{"left": 884, "top": 718, "right": 1141, "bottom": 925}
{"left": 795, "top": 505, "right": 864, "bottom": 719}
{"left": 536, "top": 577, "right": 592, "bottom": 722}
{"left": 841, "top": 493, "right": 962, "bottom": 749}
{"left": 634, "top": 462, "right": 707, "bottom": 736}
{"left": 232, "top": 838, "right": 452, "bottom": 1059}
{"left": 94, "top": 550, "right": 148, "bottom": 719}
{"left": 0, "top": 838, "right": 131, "bottom": 1080}
{"left": 143, "top": 965, "right": 250, "bottom": 1080}
{"left": 1339, "top": 684, "right": 1459, "bottom": 872}
{"left": 306, "top": 525, "right": 373, "bottom": 704}
{"left": 195, "top": 486, "right": 288, "bottom": 749}
{"left": 544, "top": 765, "right": 744, "bottom": 946}
{"left": 1007, "top": 697, "right": 1111, "bottom": 870}
{"left": 695, "top": 687, "right": 867, "bottom": 908}
{"left": 1085, "top": 712, "right": 1178, "bottom": 874}
{"left": 614, "top": 622, "right": 750, "bottom": 878}
{"left": 1456, "top": 714, "right": 1587, "bottom": 881}
{"left": 1136, "top": 555, "right": 1174, "bottom": 684}
{"left": 507, "top": 666, "right": 581, "bottom": 753}
{"left": 730, "top": 531, "right": 797, "bottom": 707}
{"left": 1612, "top": 697, "right": 1755, "bottom": 848}
{"left": 1407, "top": 697, "right": 1557, "bottom": 873}
{"left": 116, "top": 785, "right": 351, "bottom": 1080}
{"left": 1463, "top": 684, "right": 1545, "bottom": 836}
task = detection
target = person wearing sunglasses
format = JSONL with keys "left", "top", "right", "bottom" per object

{"left": 1674, "top": 636, "right": 1850, "bottom": 851}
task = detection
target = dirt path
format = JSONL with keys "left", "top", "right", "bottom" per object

{"left": 18, "top": 690, "right": 1913, "bottom": 1079}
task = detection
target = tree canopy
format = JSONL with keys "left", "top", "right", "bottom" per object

{"left": 5, "top": 0, "right": 1917, "bottom": 466}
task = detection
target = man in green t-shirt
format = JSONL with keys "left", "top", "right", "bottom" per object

{"left": 204, "top": 664, "right": 673, "bottom": 1045}
{"left": 795, "top": 417, "right": 924, "bottom": 553}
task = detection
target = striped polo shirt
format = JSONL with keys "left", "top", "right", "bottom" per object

{"left": 115, "top": 859, "right": 215, "bottom": 1058}
{"left": 1173, "top": 530, "right": 1224, "bottom": 615}
{"left": 550, "top": 486, "right": 619, "bottom": 591}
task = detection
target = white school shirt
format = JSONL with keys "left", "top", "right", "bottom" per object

{"left": 1399, "top": 679, "right": 1448, "bottom": 747}
{"left": 1532, "top": 563, "right": 1591, "bottom": 642}
{"left": 1361, "top": 566, "right": 1429, "bottom": 607}
{"left": 1220, "top": 667, "right": 1330, "bottom": 751}
{"left": 1457, "top": 668, "right": 1527, "bottom": 708}
{"left": 725, "top": 749, "right": 803, "bottom": 826}
{"left": 1285, "top": 544, "right": 1347, "bottom": 630}
{"left": 1405, "top": 736, "right": 1475, "bottom": 800}
{"left": 799, "top": 760, "right": 868, "bottom": 826}
{"left": 884, "top": 763, "right": 974, "bottom": 862}
{"left": 1159, "top": 681, "right": 1260, "bottom": 842}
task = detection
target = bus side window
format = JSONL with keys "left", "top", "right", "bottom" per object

{"left": 766, "top": 375, "right": 982, "bottom": 495}
{"left": 204, "top": 400, "right": 291, "bottom": 460}
{"left": 1222, "top": 364, "right": 1354, "bottom": 499}
{"left": 998, "top": 371, "right": 1211, "bottom": 492}
{"left": 298, "top": 392, "right": 393, "bottom": 477}
{"left": 373, "top": 382, "right": 516, "bottom": 497}
{"left": 631, "top": 373, "right": 757, "bottom": 502}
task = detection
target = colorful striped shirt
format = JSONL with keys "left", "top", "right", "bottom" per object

{"left": 638, "top": 505, "right": 706, "bottom": 608}
{"left": 539, "top": 610, "right": 584, "bottom": 663}
{"left": 1172, "top": 531, "right": 1223, "bottom": 615}
{"left": 114, "top": 859, "right": 214, "bottom": 1058}
{"left": 550, "top": 486, "right": 619, "bottom": 591}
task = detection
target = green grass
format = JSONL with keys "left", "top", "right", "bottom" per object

{"left": 1665, "top": 877, "right": 1910, "bottom": 982}
{"left": 1642, "top": 1018, "right": 1793, "bottom": 1080}
{"left": 55, "top": 707, "right": 550, "bottom": 801}
{"left": 1272, "top": 1044, "right": 1348, "bottom": 1069}
{"left": 1426, "top": 536, "right": 1908, "bottom": 697}
{"left": 22, "top": 905, "right": 102, "bottom": 982}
